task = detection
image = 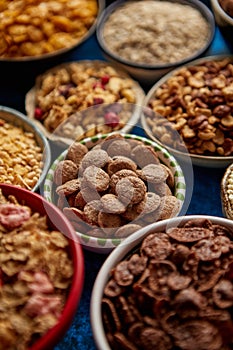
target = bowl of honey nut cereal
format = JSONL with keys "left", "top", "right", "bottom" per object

{"left": 25, "top": 60, "right": 145, "bottom": 146}
{"left": 142, "top": 55, "right": 233, "bottom": 168}
{"left": 0, "top": 183, "right": 84, "bottom": 350}
{"left": 0, "top": 0, "right": 105, "bottom": 61}
{"left": 211, "top": 0, "right": 233, "bottom": 43}
{"left": 0, "top": 105, "right": 51, "bottom": 191}
{"left": 96, "top": 0, "right": 215, "bottom": 86}
{"left": 43, "top": 132, "right": 187, "bottom": 254}
{"left": 91, "top": 214, "right": 233, "bottom": 350}
{"left": 221, "top": 162, "right": 233, "bottom": 219}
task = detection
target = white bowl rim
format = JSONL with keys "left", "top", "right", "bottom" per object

{"left": 90, "top": 214, "right": 233, "bottom": 350}
{"left": 0, "top": 105, "right": 51, "bottom": 192}
{"left": 43, "top": 132, "right": 187, "bottom": 252}
{"left": 210, "top": 0, "right": 233, "bottom": 25}
{"left": 142, "top": 54, "right": 233, "bottom": 168}
{"left": 96, "top": 0, "right": 215, "bottom": 70}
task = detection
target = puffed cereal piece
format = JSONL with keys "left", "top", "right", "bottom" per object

{"left": 82, "top": 165, "right": 110, "bottom": 192}
{"left": 101, "top": 194, "right": 126, "bottom": 214}
{"left": 54, "top": 160, "right": 78, "bottom": 185}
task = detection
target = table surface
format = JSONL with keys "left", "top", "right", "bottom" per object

{"left": 0, "top": 1, "right": 233, "bottom": 349}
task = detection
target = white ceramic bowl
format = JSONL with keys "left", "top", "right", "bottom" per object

{"left": 25, "top": 60, "right": 145, "bottom": 146}
{"left": 0, "top": 105, "right": 51, "bottom": 191}
{"left": 43, "top": 133, "right": 187, "bottom": 254}
{"left": 142, "top": 55, "right": 233, "bottom": 168}
{"left": 210, "top": 0, "right": 233, "bottom": 44}
{"left": 91, "top": 214, "right": 233, "bottom": 350}
{"left": 96, "top": 0, "right": 215, "bottom": 86}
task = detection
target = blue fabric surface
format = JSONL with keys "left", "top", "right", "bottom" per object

{"left": 0, "top": 1, "right": 232, "bottom": 349}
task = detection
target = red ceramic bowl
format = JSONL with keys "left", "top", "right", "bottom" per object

{"left": 0, "top": 183, "right": 84, "bottom": 350}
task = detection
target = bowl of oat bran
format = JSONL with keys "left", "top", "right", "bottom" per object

{"left": 0, "top": 105, "right": 51, "bottom": 191}
{"left": 142, "top": 55, "right": 233, "bottom": 168}
{"left": 0, "top": 183, "right": 84, "bottom": 350}
{"left": 96, "top": 0, "right": 215, "bottom": 86}
{"left": 91, "top": 215, "right": 233, "bottom": 350}
{"left": 43, "top": 132, "right": 187, "bottom": 254}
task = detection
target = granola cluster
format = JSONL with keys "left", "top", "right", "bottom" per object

{"left": 0, "top": 190, "right": 73, "bottom": 350}
{"left": 102, "top": 218, "right": 233, "bottom": 350}
{"left": 53, "top": 134, "right": 181, "bottom": 239}
{"left": 27, "top": 61, "right": 144, "bottom": 138}
{"left": 146, "top": 58, "right": 233, "bottom": 156}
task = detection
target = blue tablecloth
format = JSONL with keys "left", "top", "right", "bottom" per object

{"left": 0, "top": 1, "right": 232, "bottom": 349}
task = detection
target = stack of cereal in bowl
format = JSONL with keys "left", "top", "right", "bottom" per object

{"left": 25, "top": 60, "right": 145, "bottom": 146}
{"left": 91, "top": 215, "right": 233, "bottom": 350}
{"left": 43, "top": 133, "right": 186, "bottom": 254}
{"left": 0, "top": 183, "right": 84, "bottom": 350}
{"left": 142, "top": 55, "right": 233, "bottom": 167}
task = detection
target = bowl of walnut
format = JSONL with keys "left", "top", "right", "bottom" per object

{"left": 43, "top": 132, "right": 187, "bottom": 254}
{"left": 90, "top": 214, "right": 233, "bottom": 350}
{"left": 0, "top": 183, "right": 84, "bottom": 350}
{"left": 0, "top": 105, "right": 51, "bottom": 191}
{"left": 0, "top": 0, "right": 105, "bottom": 61}
{"left": 142, "top": 55, "right": 233, "bottom": 168}
{"left": 25, "top": 60, "right": 145, "bottom": 146}
{"left": 96, "top": 0, "right": 215, "bottom": 86}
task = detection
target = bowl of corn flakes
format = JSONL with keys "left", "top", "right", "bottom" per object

{"left": 43, "top": 132, "right": 187, "bottom": 254}
{"left": 25, "top": 60, "right": 145, "bottom": 146}
{"left": 0, "top": 105, "right": 51, "bottom": 191}
{"left": 91, "top": 215, "right": 233, "bottom": 350}
{"left": 142, "top": 55, "right": 233, "bottom": 168}
{"left": 0, "top": 183, "right": 84, "bottom": 350}
{"left": 0, "top": 0, "right": 105, "bottom": 61}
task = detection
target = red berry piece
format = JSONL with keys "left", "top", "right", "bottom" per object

{"left": 101, "top": 75, "right": 110, "bottom": 85}
{"left": 34, "top": 107, "right": 43, "bottom": 120}
{"left": 93, "top": 97, "right": 104, "bottom": 105}
{"left": 104, "top": 112, "right": 120, "bottom": 128}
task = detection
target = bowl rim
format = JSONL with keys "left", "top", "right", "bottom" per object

{"left": 0, "top": 183, "right": 84, "bottom": 350}
{"left": 90, "top": 214, "right": 233, "bottom": 350}
{"left": 0, "top": 0, "right": 106, "bottom": 62}
{"left": 141, "top": 54, "right": 233, "bottom": 168}
{"left": 210, "top": 0, "right": 233, "bottom": 25}
{"left": 96, "top": 0, "right": 216, "bottom": 70}
{"left": 0, "top": 105, "right": 51, "bottom": 191}
{"left": 43, "top": 132, "right": 187, "bottom": 253}
{"left": 221, "top": 162, "right": 233, "bottom": 219}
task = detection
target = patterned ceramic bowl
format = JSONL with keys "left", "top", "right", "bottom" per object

{"left": 43, "top": 133, "right": 187, "bottom": 254}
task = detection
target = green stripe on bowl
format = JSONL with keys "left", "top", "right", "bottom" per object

{"left": 176, "top": 193, "right": 185, "bottom": 201}
{"left": 46, "top": 173, "right": 54, "bottom": 181}
{"left": 97, "top": 238, "right": 107, "bottom": 246}
{"left": 176, "top": 182, "right": 186, "bottom": 189}
{"left": 81, "top": 234, "right": 90, "bottom": 243}
{"left": 111, "top": 238, "right": 121, "bottom": 246}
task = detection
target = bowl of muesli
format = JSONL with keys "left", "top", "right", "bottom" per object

{"left": 0, "top": 183, "right": 84, "bottom": 350}
{"left": 0, "top": 105, "right": 51, "bottom": 191}
{"left": 0, "top": 0, "right": 105, "bottom": 61}
{"left": 43, "top": 132, "right": 187, "bottom": 254}
{"left": 90, "top": 214, "right": 233, "bottom": 350}
{"left": 25, "top": 60, "right": 145, "bottom": 146}
{"left": 142, "top": 55, "right": 233, "bottom": 168}
{"left": 96, "top": 0, "right": 215, "bottom": 86}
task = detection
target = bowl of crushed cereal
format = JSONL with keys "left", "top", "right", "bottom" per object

{"left": 142, "top": 55, "right": 233, "bottom": 168}
{"left": 43, "top": 132, "right": 187, "bottom": 254}
{"left": 0, "top": 183, "right": 84, "bottom": 350}
{"left": 0, "top": 105, "right": 51, "bottom": 191}
{"left": 90, "top": 214, "right": 233, "bottom": 350}
{"left": 0, "top": 0, "right": 105, "bottom": 61}
{"left": 25, "top": 60, "right": 145, "bottom": 145}
{"left": 96, "top": 0, "right": 215, "bottom": 86}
